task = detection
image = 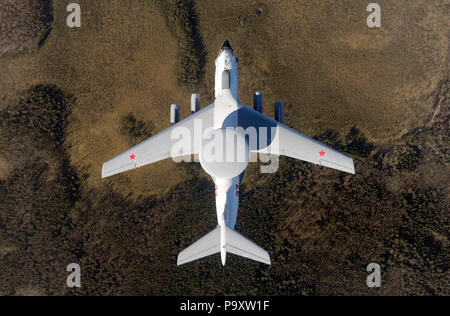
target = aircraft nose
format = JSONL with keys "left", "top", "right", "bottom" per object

{"left": 221, "top": 40, "right": 233, "bottom": 52}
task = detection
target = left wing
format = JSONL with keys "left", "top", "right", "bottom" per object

{"left": 237, "top": 105, "right": 355, "bottom": 174}
{"left": 102, "top": 103, "right": 215, "bottom": 178}
{"left": 177, "top": 227, "right": 221, "bottom": 266}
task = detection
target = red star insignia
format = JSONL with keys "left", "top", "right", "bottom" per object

{"left": 319, "top": 150, "right": 326, "bottom": 157}
{"left": 129, "top": 154, "right": 136, "bottom": 161}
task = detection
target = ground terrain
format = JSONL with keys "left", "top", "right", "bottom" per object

{"left": 0, "top": 0, "right": 448, "bottom": 295}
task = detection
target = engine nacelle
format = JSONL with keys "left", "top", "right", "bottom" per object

{"left": 253, "top": 91, "right": 263, "bottom": 113}
{"left": 191, "top": 93, "right": 200, "bottom": 114}
{"left": 275, "top": 101, "right": 284, "bottom": 124}
{"left": 170, "top": 104, "right": 180, "bottom": 126}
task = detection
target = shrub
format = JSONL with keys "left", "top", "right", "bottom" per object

{"left": 155, "top": 0, "right": 204, "bottom": 86}
{"left": 1, "top": 84, "right": 73, "bottom": 147}
{"left": 344, "top": 125, "right": 375, "bottom": 158}
{"left": 396, "top": 144, "right": 421, "bottom": 172}
{"left": 120, "top": 113, "right": 154, "bottom": 143}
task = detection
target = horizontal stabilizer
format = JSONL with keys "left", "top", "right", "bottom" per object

{"left": 177, "top": 227, "right": 220, "bottom": 266}
{"left": 177, "top": 226, "right": 271, "bottom": 266}
{"left": 225, "top": 226, "right": 271, "bottom": 265}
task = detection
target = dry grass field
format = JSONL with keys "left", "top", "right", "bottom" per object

{"left": 0, "top": 0, "right": 448, "bottom": 296}
{"left": 196, "top": 0, "right": 448, "bottom": 138}
{"left": 0, "top": 0, "right": 53, "bottom": 56}
{"left": 1, "top": 0, "right": 448, "bottom": 196}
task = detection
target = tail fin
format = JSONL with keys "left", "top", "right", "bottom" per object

{"left": 177, "top": 226, "right": 271, "bottom": 266}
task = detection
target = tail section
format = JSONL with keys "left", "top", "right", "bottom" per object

{"left": 225, "top": 226, "right": 271, "bottom": 265}
{"left": 177, "top": 226, "right": 271, "bottom": 266}
{"left": 177, "top": 227, "right": 221, "bottom": 266}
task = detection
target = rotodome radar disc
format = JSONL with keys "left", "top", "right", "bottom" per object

{"left": 199, "top": 129, "right": 249, "bottom": 179}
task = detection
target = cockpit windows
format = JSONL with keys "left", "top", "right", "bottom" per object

{"left": 222, "top": 70, "right": 230, "bottom": 90}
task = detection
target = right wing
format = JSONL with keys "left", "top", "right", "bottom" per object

{"left": 102, "top": 103, "right": 214, "bottom": 178}
{"left": 225, "top": 226, "right": 271, "bottom": 265}
{"left": 237, "top": 105, "right": 355, "bottom": 174}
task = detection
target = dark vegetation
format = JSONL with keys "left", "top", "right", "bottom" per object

{"left": 2, "top": 85, "right": 71, "bottom": 147}
{"left": 154, "top": 0, "right": 205, "bottom": 87}
{"left": 394, "top": 144, "right": 421, "bottom": 172}
{"left": 0, "top": 80, "right": 448, "bottom": 295}
{"left": 0, "top": 0, "right": 448, "bottom": 294}
{"left": 0, "top": 85, "right": 79, "bottom": 295}
{"left": 343, "top": 125, "right": 376, "bottom": 158}
{"left": 0, "top": 0, "right": 53, "bottom": 56}
{"left": 120, "top": 113, "right": 154, "bottom": 143}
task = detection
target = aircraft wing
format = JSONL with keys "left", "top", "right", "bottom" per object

{"left": 237, "top": 105, "right": 355, "bottom": 174}
{"left": 102, "top": 103, "right": 215, "bottom": 178}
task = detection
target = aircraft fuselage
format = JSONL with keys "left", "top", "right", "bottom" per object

{"left": 212, "top": 42, "right": 242, "bottom": 265}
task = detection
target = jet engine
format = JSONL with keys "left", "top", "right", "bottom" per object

{"left": 275, "top": 101, "right": 284, "bottom": 124}
{"left": 170, "top": 104, "right": 180, "bottom": 126}
{"left": 253, "top": 91, "right": 263, "bottom": 113}
{"left": 191, "top": 93, "right": 200, "bottom": 114}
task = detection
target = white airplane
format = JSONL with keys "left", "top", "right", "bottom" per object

{"left": 102, "top": 41, "right": 355, "bottom": 266}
